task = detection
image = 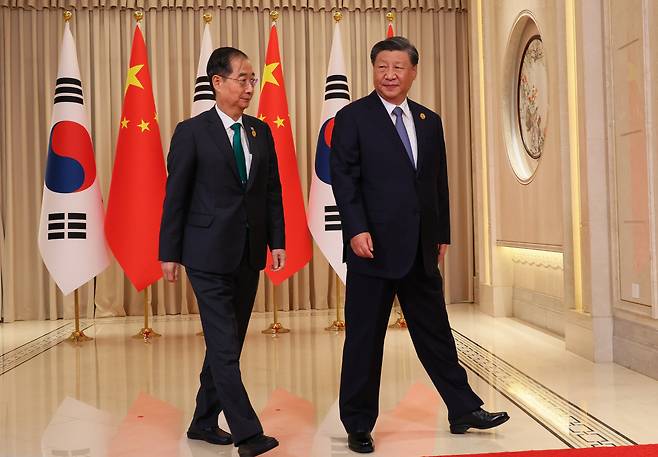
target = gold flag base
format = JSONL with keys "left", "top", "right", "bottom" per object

{"left": 133, "top": 327, "right": 162, "bottom": 342}
{"left": 325, "top": 320, "right": 345, "bottom": 332}
{"left": 261, "top": 322, "right": 290, "bottom": 334}
{"left": 68, "top": 290, "right": 92, "bottom": 342}
{"left": 134, "top": 288, "right": 161, "bottom": 342}
{"left": 68, "top": 329, "right": 93, "bottom": 343}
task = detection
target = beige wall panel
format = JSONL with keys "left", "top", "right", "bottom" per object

{"left": 609, "top": 8, "right": 652, "bottom": 307}
{"left": 490, "top": 0, "right": 564, "bottom": 249}
{"left": 611, "top": 42, "right": 646, "bottom": 134}
{"left": 509, "top": 248, "right": 564, "bottom": 335}
{"left": 473, "top": 0, "right": 566, "bottom": 334}
{"left": 651, "top": 0, "right": 658, "bottom": 311}
{"left": 610, "top": 0, "right": 658, "bottom": 380}
{"left": 496, "top": 142, "right": 563, "bottom": 248}
{"left": 609, "top": 0, "right": 643, "bottom": 50}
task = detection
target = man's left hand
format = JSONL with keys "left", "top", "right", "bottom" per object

{"left": 271, "top": 249, "right": 286, "bottom": 271}
{"left": 438, "top": 244, "right": 448, "bottom": 265}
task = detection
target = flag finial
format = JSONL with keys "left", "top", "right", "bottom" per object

{"left": 333, "top": 11, "right": 343, "bottom": 22}
{"left": 203, "top": 12, "right": 212, "bottom": 23}
{"left": 63, "top": 10, "right": 72, "bottom": 22}
{"left": 134, "top": 10, "right": 144, "bottom": 22}
{"left": 386, "top": 11, "right": 395, "bottom": 22}
{"left": 270, "top": 10, "right": 279, "bottom": 22}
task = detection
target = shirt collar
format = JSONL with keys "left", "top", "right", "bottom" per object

{"left": 376, "top": 93, "right": 410, "bottom": 118}
{"left": 215, "top": 105, "right": 243, "bottom": 130}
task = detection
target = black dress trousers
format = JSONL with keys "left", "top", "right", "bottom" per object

{"left": 186, "top": 240, "right": 261, "bottom": 444}
{"left": 339, "top": 244, "right": 484, "bottom": 433}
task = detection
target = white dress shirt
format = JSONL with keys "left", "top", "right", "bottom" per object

{"left": 377, "top": 94, "right": 418, "bottom": 168}
{"left": 215, "top": 105, "right": 252, "bottom": 177}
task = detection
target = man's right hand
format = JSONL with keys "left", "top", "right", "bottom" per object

{"left": 161, "top": 262, "right": 180, "bottom": 282}
{"left": 350, "top": 232, "right": 374, "bottom": 258}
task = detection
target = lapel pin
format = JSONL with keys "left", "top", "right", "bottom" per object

{"left": 251, "top": 126, "right": 257, "bottom": 138}
{"left": 419, "top": 112, "right": 426, "bottom": 120}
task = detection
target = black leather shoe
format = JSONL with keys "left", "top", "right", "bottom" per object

{"left": 186, "top": 425, "right": 233, "bottom": 445}
{"left": 238, "top": 434, "right": 279, "bottom": 457}
{"left": 450, "top": 408, "right": 510, "bottom": 434}
{"left": 347, "top": 431, "right": 374, "bottom": 453}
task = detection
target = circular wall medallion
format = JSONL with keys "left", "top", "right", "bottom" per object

{"left": 517, "top": 36, "right": 547, "bottom": 160}
{"left": 501, "top": 13, "right": 548, "bottom": 184}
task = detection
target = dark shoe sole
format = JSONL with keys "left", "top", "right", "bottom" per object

{"left": 450, "top": 415, "right": 510, "bottom": 434}
{"left": 238, "top": 438, "right": 279, "bottom": 457}
{"left": 449, "top": 424, "right": 471, "bottom": 434}
{"left": 186, "top": 430, "right": 233, "bottom": 445}
{"left": 348, "top": 443, "right": 375, "bottom": 453}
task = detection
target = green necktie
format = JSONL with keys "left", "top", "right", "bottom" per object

{"left": 231, "top": 123, "right": 247, "bottom": 185}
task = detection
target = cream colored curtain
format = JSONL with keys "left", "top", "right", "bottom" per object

{"left": 0, "top": 0, "right": 472, "bottom": 322}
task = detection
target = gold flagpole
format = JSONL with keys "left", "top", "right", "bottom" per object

{"left": 261, "top": 9, "right": 290, "bottom": 336}
{"left": 127, "top": 8, "right": 159, "bottom": 343}
{"left": 262, "top": 301, "right": 290, "bottom": 335}
{"left": 134, "top": 286, "right": 161, "bottom": 341}
{"left": 62, "top": 10, "right": 92, "bottom": 344}
{"left": 69, "top": 288, "right": 93, "bottom": 342}
{"left": 195, "top": 11, "right": 213, "bottom": 338}
{"left": 324, "top": 303, "right": 345, "bottom": 331}
{"left": 325, "top": 267, "right": 345, "bottom": 331}
{"left": 322, "top": 11, "right": 347, "bottom": 333}
{"left": 384, "top": 9, "right": 406, "bottom": 330}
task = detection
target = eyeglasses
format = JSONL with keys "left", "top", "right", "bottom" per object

{"left": 222, "top": 76, "right": 259, "bottom": 88}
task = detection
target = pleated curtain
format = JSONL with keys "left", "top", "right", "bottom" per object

{"left": 0, "top": 0, "right": 473, "bottom": 321}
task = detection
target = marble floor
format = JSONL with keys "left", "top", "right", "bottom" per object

{"left": 1, "top": 304, "right": 658, "bottom": 457}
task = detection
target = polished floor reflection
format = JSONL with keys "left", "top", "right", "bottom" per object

{"left": 2, "top": 305, "right": 658, "bottom": 457}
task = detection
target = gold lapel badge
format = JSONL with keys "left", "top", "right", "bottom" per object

{"left": 419, "top": 113, "right": 426, "bottom": 120}
{"left": 251, "top": 127, "right": 257, "bottom": 138}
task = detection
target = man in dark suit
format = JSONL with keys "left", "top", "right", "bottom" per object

{"left": 159, "top": 47, "right": 283, "bottom": 457}
{"left": 330, "top": 37, "right": 509, "bottom": 454}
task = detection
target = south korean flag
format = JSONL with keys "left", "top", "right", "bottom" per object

{"left": 37, "top": 20, "right": 109, "bottom": 295}
{"left": 307, "top": 19, "right": 350, "bottom": 283}
{"left": 191, "top": 18, "right": 215, "bottom": 117}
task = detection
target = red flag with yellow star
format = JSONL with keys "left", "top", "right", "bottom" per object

{"left": 258, "top": 22, "right": 312, "bottom": 285}
{"left": 105, "top": 23, "right": 166, "bottom": 291}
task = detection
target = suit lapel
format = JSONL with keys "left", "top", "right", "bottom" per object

{"left": 205, "top": 108, "right": 242, "bottom": 184}
{"left": 366, "top": 92, "right": 417, "bottom": 173}
{"left": 242, "top": 116, "right": 261, "bottom": 191}
{"left": 408, "top": 100, "right": 427, "bottom": 175}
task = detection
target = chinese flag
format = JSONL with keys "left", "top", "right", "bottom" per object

{"left": 105, "top": 24, "right": 166, "bottom": 291}
{"left": 258, "top": 22, "right": 312, "bottom": 285}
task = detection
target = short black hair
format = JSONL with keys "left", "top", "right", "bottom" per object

{"left": 370, "top": 36, "right": 419, "bottom": 66}
{"left": 206, "top": 47, "right": 249, "bottom": 88}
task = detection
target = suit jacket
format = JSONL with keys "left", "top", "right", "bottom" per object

{"left": 330, "top": 91, "right": 450, "bottom": 279}
{"left": 159, "top": 107, "right": 285, "bottom": 273}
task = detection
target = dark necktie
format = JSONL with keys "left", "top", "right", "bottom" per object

{"left": 231, "top": 123, "right": 247, "bottom": 185}
{"left": 392, "top": 106, "right": 415, "bottom": 169}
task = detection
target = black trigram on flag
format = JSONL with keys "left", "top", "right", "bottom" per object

{"left": 324, "top": 75, "right": 350, "bottom": 101}
{"left": 193, "top": 76, "right": 214, "bottom": 103}
{"left": 324, "top": 206, "right": 341, "bottom": 231}
{"left": 54, "top": 77, "right": 84, "bottom": 105}
{"left": 47, "top": 212, "right": 87, "bottom": 240}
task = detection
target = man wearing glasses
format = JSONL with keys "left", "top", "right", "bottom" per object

{"left": 159, "top": 47, "right": 284, "bottom": 457}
